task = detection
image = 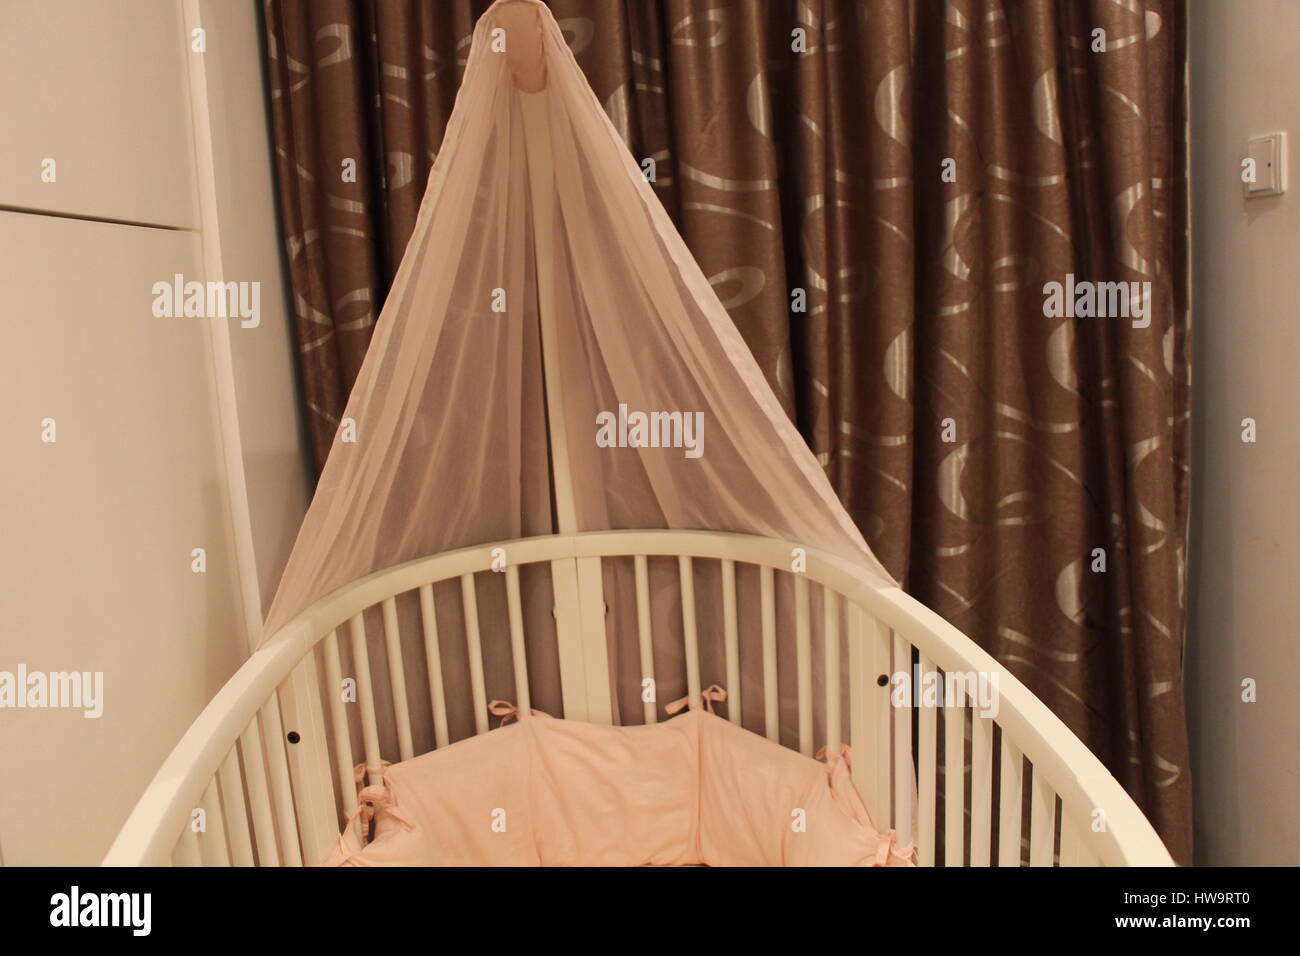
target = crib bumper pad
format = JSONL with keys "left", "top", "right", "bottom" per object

{"left": 324, "top": 701, "right": 915, "bottom": 867}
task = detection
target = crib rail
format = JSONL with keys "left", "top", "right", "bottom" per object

{"left": 103, "top": 530, "right": 1172, "bottom": 867}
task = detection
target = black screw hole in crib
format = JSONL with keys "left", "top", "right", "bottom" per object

{"left": 287, "top": 731, "right": 301, "bottom": 744}
{"left": 876, "top": 674, "right": 889, "bottom": 687}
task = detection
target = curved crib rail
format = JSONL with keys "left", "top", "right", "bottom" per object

{"left": 103, "top": 530, "right": 1173, "bottom": 867}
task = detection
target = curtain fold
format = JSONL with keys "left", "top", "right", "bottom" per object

{"left": 263, "top": 0, "right": 1191, "bottom": 862}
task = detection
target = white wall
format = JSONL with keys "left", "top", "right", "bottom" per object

{"left": 0, "top": 0, "right": 308, "bottom": 865}
{"left": 1186, "top": 0, "right": 1300, "bottom": 866}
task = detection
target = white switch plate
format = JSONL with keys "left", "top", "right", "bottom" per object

{"left": 1244, "top": 133, "right": 1286, "bottom": 198}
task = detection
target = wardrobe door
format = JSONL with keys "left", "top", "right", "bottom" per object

{"left": 0, "top": 0, "right": 198, "bottom": 228}
{"left": 0, "top": 209, "right": 243, "bottom": 865}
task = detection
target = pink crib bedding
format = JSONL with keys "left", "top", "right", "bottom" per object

{"left": 325, "top": 691, "right": 915, "bottom": 867}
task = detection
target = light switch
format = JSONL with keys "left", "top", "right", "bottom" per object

{"left": 1244, "top": 133, "right": 1286, "bottom": 198}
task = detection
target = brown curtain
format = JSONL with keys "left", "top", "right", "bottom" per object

{"left": 263, "top": 0, "right": 1191, "bottom": 862}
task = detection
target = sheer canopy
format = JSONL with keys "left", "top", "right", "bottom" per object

{"left": 264, "top": 0, "right": 893, "bottom": 642}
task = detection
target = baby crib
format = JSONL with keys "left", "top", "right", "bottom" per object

{"left": 103, "top": 527, "right": 1172, "bottom": 867}
{"left": 103, "top": 0, "right": 1172, "bottom": 868}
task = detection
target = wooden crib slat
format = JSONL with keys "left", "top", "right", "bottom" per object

{"left": 381, "top": 597, "right": 414, "bottom": 761}
{"left": 760, "top": 564, "right": 778, "bottom": 741}
{"left": 574, "top": 557, "right": 614, "bottom": 725}
{"left": 1028, "top": 767, "right": 1056, "bottom": 866}
{"left": 238, "top": 721, "right": 280, "bottom": 866}
{"left": 1058, "top": 809, "right": 1085, "bottom": 867}
{"left": 891, "top": 633, "right": 913, "bottom": 845}
{"left": 418, "top": 584, "right": 450, "bottom": 748}
{"left": 348, "top": 613, "right": 384, "bottom": 788}
{"left": 969, "top": 711, "right": 994, "bottom": 866}
{"left": 505, "top": 564, "right": 530, "bottom": 714}
{"left": 998, "top": 735, "right": 1024, "bottom": 867}
{"left": 199, "top": 777, "right": 231, "bottom": 866}
{"left": 943, "top": 677, "right": 964, "bottom": 867}
{"left": 550, "top": 558, "right": 588, "bottom": 722}
{"left": 321, "top": 630, "right": 357, "bottom": 815}
{"left": 460, "top": 574, "right": 489, "bottom": 734}
{"left": 721, "top": 559, "right": 741, "bottom": 725}
{"left": 259, "top": 695, "right": 303, "bottom": 866}
{"left": 917, "top": 654, "right": 937, "bottom": 866}
{"left": 278, "top": 652, "right": 339, "bottom": 865}
{"left": 217, "top": 747, "right": 254, "bottom": 866}
{"left": 678, "top": 556, "right": 701, "bottom": 705}
{"left": 634, "top": 555, "right": 656, "bottom": 724}
{"left": 823, "top": 588, "right": 841, "bottom": 753}
{"left": 794, "top": 574, "right": 813, "bottom": 756}
{"left": 849, "top": 609, "right": 892, "bottom": 825}
{"left": 174, "top": 825, "right": 201, "bottom": 867}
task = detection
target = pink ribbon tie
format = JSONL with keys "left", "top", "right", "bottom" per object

{"left": 488, "top": 699, "right": 552, "bottom": 726}
{"left": 666, "top": 683, "right": 728, "bottom": 715}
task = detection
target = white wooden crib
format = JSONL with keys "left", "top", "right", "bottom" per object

{"left": 103, "top": 528, "right": 1174, "bottom": 867}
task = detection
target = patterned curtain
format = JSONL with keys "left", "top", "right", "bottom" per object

{"left": 263, "top": 0, "right": 1191, "bottom": 862}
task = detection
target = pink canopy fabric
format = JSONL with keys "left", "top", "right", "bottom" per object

{"left": 265, "top": 0, "right": 892, "bottom": 641}
{"left": 261, "top": 1, "right": 897, "bottom": 748}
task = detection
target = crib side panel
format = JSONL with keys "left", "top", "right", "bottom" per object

{"left": 114, "top": 530, "right": 1166, "bottom": 867}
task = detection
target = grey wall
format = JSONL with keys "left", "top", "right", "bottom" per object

{"left": 1186, "top": 0, "right": 1299, "bottom": 867}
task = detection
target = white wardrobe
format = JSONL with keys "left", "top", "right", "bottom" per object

{"left": 0, "top": 0, "right": 308, "bottom": 865}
